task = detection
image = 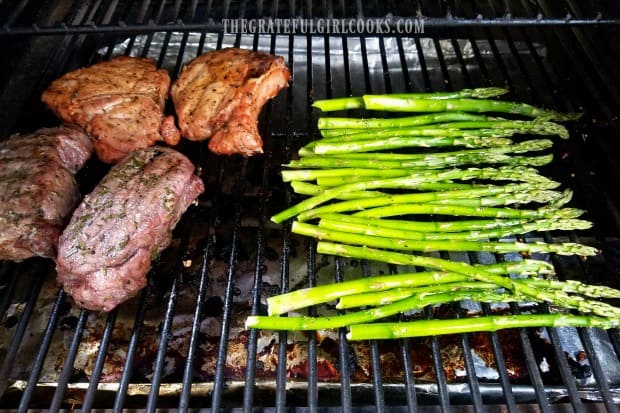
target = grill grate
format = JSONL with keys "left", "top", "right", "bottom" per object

{"left": 1, "top": 1, "right": 620, "bottom": 411}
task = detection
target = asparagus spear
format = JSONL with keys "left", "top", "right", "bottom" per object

{"left": 288, "top": 153, "right": 553, "bottom": 170}
{"left": 251, "top": 282, "right": 620, "bottom": 330}
{"left": 290, "top": 181, "right": 477, "bottom": 199}
{"left": 298, "top": 139, "right": 553, "bottom": 161}
{"left": 292, "top": 221, "right": 598, "bottom": 256}
{"left": 425, "top": 189, "right": 567, "bottom": 207}
{"left": 294, "top": 183, "right": 563, "bottom": 220}
{"left": 362, "top": 95, "right": 581, "bottom": 122}
{"left": 338, "top": 277, "right": 620, "bottom": 309}
{"left": 312, "top": 88, "right": 509, "bottom": 112}
{"left": 266, "top": 259, "right": 555, "bottom": 315}
{"left": 271, "top": 167, "right": 561, "bottom": 223}
{"left": 352, "top": 204, "right": 583, "bottom": 220}
{"left": 318, "top": 112, "right": 494, "bottom": 129}
{"left": 316, "top": 242, "right": 607, "bottom": 314}
{"left": 281, "top": 168, "right": 411, "bottom": 182}
{"left": 317, "top": 216, "right": 592, "bottom": 242}
{"left": 247, "top": 288, "right": 522, "bottom": 331}
{"left": 346, "top": 314, "right": 618, "bottom": 340}
{"left": 317, "top": 213, "right": 536, "bottom": 233}
{"left": 317, "top": 121, "right": 568, "bottom": 141}
{"left": 311, "top": 135, "right": 516, "bottom": 154}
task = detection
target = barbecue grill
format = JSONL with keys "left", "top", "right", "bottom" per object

{"left": 1, "top": 0, "right": 620, "bottom": 411}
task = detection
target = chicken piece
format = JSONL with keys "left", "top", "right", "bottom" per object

{"left": 171, "top": 48, "right": 291, "bottom": 155}
{"left": 56, "top": 147, "right": 204, "bottom": 311}
{"left": 42, "top": 56, "right": 180, "bottom": 164}
{"left": 0, "top": 126, "right": 93, "bottom": 261}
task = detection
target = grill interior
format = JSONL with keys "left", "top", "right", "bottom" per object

{"left": 1, "top": 0, "right": 620, "bottom": 411}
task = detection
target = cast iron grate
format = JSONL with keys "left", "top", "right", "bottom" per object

{"left": 1, "top": 1, "right": 620, "bottom": 412}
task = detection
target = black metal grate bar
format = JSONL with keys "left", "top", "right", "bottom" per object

{"left": 365, "top": 35, "right": 386, "bottom": 413}
{"left": 242, "top": 33, "right": 275, "bottom": 413}
{"left": 335, "top": 259, "right": 353, "bottom": 413}
{"left": 177, "top": 160, "right": 218, "bottom": 412}
{"left": 210, "top": 157, "right": 249, "bottom": 412}
{"left": 303, "top": 25, "right": 318, "bottom": 413}
{"left": 393, "top": 34, "right": 419, "bottom": 413}
{"left": 145, "top": 262, "right": 180, "bottom": 411}
{"left": 49, "top": 309, "right": 89, "bottom": 413}
{"left": 81, "top": 308, "right": 118, "bottom": 413}
{"left": 0, "top": 270, "right": 44, "bottom": 397}
{"left": 17, "top": 289, "right": 66, "bottom": 413}
{"left": 274, "top": 32, "right": 295, "bottom": 413}
{"left": 112, "top": 286, "right": 151, "bottom": 412}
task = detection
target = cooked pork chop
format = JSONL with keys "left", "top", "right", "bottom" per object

{"left": 56, "top": 147, "right": 204, "bottom": 311}
{"left": 0, "top": 126, "right": 93, "bottom": 261}
{"left": 171, "top": 48, "right": 290, "bottom": 155}
{"left": 42, "top": 56, "right": 180, "bottom": 164}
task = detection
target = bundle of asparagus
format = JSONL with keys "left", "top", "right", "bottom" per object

{"left": 248, "top": 88, "right": 620, "bottom": 339}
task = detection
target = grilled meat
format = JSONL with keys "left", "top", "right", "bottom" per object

{"left": 171, "top": 48, "right": 290, "bottom": 156}
{"left": 56, "top": 147, "right": 204, "bottom": 311}
{"left": 42, "top": 56, "right": 180, "bottom": 164}
{"left": 0, "top": 126, "right": 93, "bottom": 261}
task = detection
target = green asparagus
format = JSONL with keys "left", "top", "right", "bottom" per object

{"left": 266, "top": 259, "right": 555, "bottom": 315}
{"left": 292, "top": 221, "right": 598, "bottom": 256}
{"left": 346, "top": 314, "right": 618, "bottom": 340}
{"left": 312, "top": 88, "right": 509, "bottom": 112}
{"left": 361, "top": 95, "right": 581, "bottom": 122}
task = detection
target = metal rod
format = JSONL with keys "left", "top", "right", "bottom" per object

{"left": 0, "top": 271, "right": 44, "bottom": 397}
{"left": 112, "top": 285, "right": 151, "bottom": 412}
{"left": 275, "top": 33, "right": 296, "bottom": 413}
{"left": 81, "top": 309, "right": 119, "bottom": 413}
{"left": 242, "top": 34, "right": 272, "bottom": 413}
{"left": 146, "top": 213, "right": 196, "bottom": 412}
{"left": 335, "top": 259, "right": 353, "bottom": 413}
{"left": 2, "top": 16, "right": 620, "bottom": 36}
{"left": 49, "top": 309, "right": 89, "bottom": 413}
{"left": 306, "top": 32, "right": 319, "bottom": 413}
{"left": 17, "top": 289, "right": 66, "bottom": 413}
{"left": 210, "top": 158, "right": 248, "bottom": 412}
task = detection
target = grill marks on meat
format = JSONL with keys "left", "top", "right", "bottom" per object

{"left": 171, "top": 48, "right": 291, "bottom": 156}
{"left": 42, "top": 56, "right": 180, "bottom": 164}
{"left": 56, "top": 147, "right": 204, "bottom": 312}
{"left": 0, "top": 126, "right": 93, "bottom": 261}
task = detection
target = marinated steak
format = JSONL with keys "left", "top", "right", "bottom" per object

{"left": 56, "top": 147, "right": 204, "bottom": 312}
{"left": 0, "top": 126, "right": 93, "bottom": 261}
{"left": 42, "top": 56, "right": 180, "bottom": 164}
{"left": 171, "top": 48, "right": 290, "bottom": 156}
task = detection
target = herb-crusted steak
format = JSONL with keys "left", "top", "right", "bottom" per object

{"left": 171, "top": 48, "right": 290, "bottom": 155}
{"left": 0, "top": 126, "right": 93, "bottom": 261}
{"left": 42, "top": 56, "right": 180, "bottom": 164}
{"left": 56, "top": 147, "right": 204, "bottom": 311}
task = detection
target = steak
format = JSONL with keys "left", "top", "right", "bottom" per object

{"left": 42, "top": 56, "right": 180, "bottom": 164}
{"left": 171, "top": 48, "right": 290, "bottom": 156}
{"left": 0, "top": 126, "right": 93, "bottom": 261}
{"left": 56, "top": 147, "right": 204, "bottom": 311}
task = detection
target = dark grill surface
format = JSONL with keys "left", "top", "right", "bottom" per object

{"left": 1, "top": 1, "right": 620, "bottom": 412}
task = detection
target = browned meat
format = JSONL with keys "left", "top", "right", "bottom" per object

{"left": 0, "top": 126, "right": 93, "bottom": 261}
{"left": 56, "top": 147, "right": 204, "bottom": 311}
{"left": 171, "top": 48, "right": 290, "bottom": 156}
{"left": 42, "top": 56, "right": 180, "bottom": 164}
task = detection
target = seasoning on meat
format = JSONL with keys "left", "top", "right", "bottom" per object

{"left": 42, "top": 56, "right": 180, "bottom": 164}
{"left": 0, "top": 126, "right": 93, "bottom": 261}
{"left": 171, "top": 47, "right": 291, "bottom": 156}
{"left": 56, "top": 147, "right": 204, "bottom": 312}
